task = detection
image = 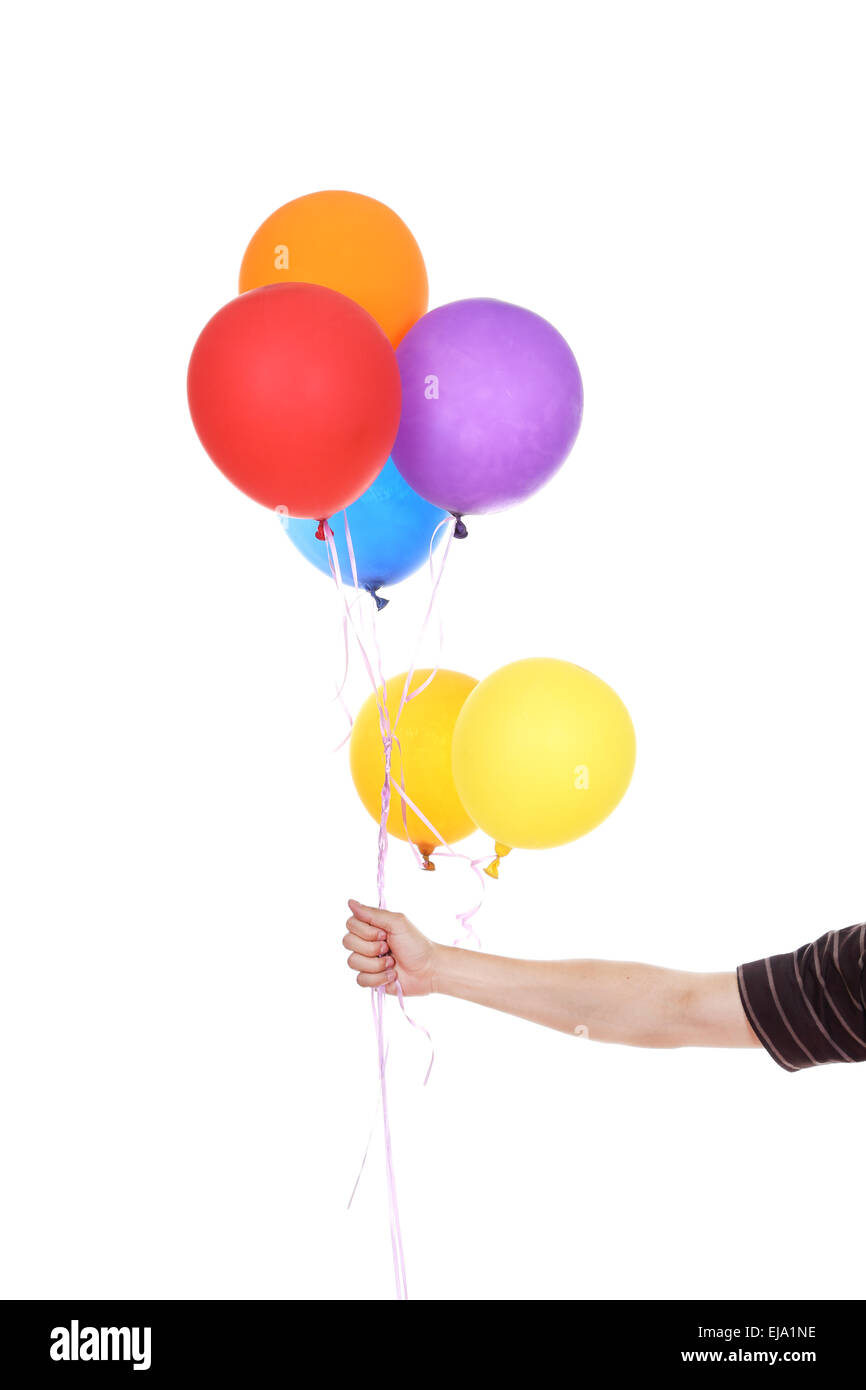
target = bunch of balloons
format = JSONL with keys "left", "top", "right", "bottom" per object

{"left": 187, "top": 188, "right": 637, "bottom": 1301}
{"left": 187, "top": 188, "right": 636, "bottom": 871}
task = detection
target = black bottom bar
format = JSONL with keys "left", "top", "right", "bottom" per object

{"left": 2, "top": 1298, "right": 858, "bottom": 1378}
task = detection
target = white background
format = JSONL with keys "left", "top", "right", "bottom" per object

{"left": 2, "top": 2, "right": 864, "bottom": 1302}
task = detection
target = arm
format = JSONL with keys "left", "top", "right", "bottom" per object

{"left": 342, "top": 899, "right": 760, "bottom": 1051}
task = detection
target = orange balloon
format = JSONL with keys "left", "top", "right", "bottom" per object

{"left": 239, "top": 190, "right": 428, "bottom": 348}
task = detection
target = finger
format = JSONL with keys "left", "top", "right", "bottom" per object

{"left": 348, "top": 899, "right": 405, "bottom": 933}
{"left": 344, "top": 914, "right": 385, "bottom": 943}
{"left": 348, "top": 952, "right": 393, "bottom": 974}
{"left": 356, "top": 968, "right": 398, "bottom": 989}
{"left": 342, "top": 933, "right": 387, "bottom": 958}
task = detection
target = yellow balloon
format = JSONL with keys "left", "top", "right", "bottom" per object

{"left": 452, "top": 658, "right": 636, "bottom": 851}
{"left": 349, "top": 669, "right": 478, "bottom": 858}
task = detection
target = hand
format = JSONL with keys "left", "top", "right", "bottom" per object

{"left": 343, "top": 899, "right": 438, "bottom": 997}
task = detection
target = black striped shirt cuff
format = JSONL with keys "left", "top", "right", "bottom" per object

{"left": 737, "top": 924, "right": 866, "bottom": 1072}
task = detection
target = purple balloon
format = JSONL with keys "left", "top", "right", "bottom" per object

{"left": 392, "top": 298, "right": 583, "bottom": 520}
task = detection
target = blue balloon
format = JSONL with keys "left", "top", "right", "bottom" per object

{"left": 284, "top": 459, "right": 448, "bottom": 607}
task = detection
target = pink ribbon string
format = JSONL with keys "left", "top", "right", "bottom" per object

{"left": 346, "top": 1041, "right": 388, "bottom": 1212}
{"left": 366, "top": 516, "right": 453, "bottom": 872}
{"left": 340, "top": 512, "right": 453, "bottom": 1006}
{"left": 278, "top": 505, "right": 356, "bottom": 748}
{"left": 383, "top": 775, "right": 493, "bottom": 948}
{"left": 329, "top": 603, "right": 356, "bottom": 752}
{"left": 319, "top": 510, "right": 489, "bottom": 1297}
{"left": 319, "top": 519, "right": 408, "bottom": 1298}
{"left": 330, "top": 590, "right": 360, "bottom": 738}
{"left": 392, "top": 516, "right": 453, "bottom": 714}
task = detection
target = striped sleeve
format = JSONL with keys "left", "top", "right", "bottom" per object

{"left": 737, "top": 924, "right": 866, "bottom": 1072}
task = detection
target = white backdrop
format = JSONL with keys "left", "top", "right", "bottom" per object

{"left": 2, "top": 1, "right": 864, "bottom": 1301}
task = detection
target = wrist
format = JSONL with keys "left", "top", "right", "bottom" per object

{"left": 429, "top": 943, "right": 454, "bottom": 996}
{"left": 431, "top": 943, "right": 467, "bottom": 997}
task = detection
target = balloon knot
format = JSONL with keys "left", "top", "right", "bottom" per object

{"left": 314, "top": 519, "right": 326, "bottom": 541}
{"left": 452, "top": 513, "right": 468, "bottom": 540}
{"left": 420, "top": 852, "right": 436, "bottom": 872}
{"left": 367, "top": 586, "right": 389, "bottom": 611}
{"left": 483, "top": 842, "right": 511, "bottom": 879}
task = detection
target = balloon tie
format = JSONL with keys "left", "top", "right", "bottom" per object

{"left": 366, "top": 585, "right": 389, "bottom": 612}
{"left": 483, "top": 841, "right": 512, "bottom": 880}
{"left": 314, "top": 519, "right": 327, "bottom": 541}
{"left": 451, "top": 512, "right": 468, "bottom": 540}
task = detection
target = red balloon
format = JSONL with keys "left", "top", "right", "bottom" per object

{"left": 187, "top": 283, "right": 401, "bottom": 518}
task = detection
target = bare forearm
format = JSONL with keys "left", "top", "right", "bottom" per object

{"left": 433, "top": 947, "right": 758, "bottom": 1050}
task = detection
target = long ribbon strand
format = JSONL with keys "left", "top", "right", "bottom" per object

{"left": 319, "top": 519, "right": 408, "bottom": 1298}
{"left": 319, "top": 510, "right": 488, "bottom": 1297}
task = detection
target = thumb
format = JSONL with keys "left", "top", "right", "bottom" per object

{"left": 348, "top": 899, "right": 406, "bottom": 934}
